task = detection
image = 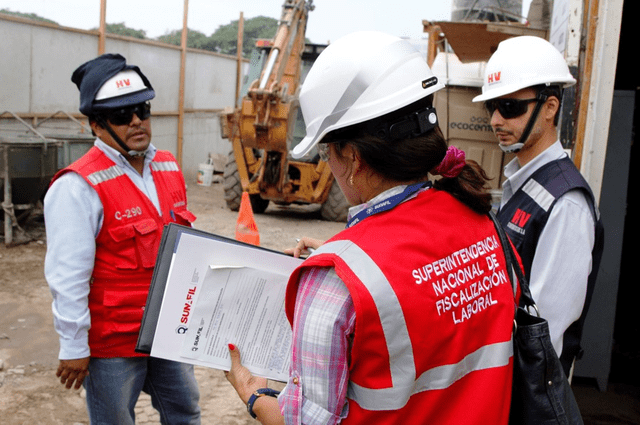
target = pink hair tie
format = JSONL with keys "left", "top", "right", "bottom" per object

{"left": 433, "top": 146, "right": 466, "bottom": 178}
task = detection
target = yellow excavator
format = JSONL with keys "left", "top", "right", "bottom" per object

{"left": 219, "top": 0, "right": 349, "bottom": 221}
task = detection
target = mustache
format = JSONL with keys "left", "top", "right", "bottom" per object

{"left": 128, "top": 127, "right": 149, "bottom": 136}
{"left": 493, "top": 127, "right": 514, "bottom": 136}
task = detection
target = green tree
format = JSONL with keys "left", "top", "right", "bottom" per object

{"left": 0, "top": 8, "right": 58, "bottom": 25}
{"left": 101, "top": 22, "right": 147, "bottom": 39}
{"left": 209, "top": 16, "right": 279, "bottom": 56}
{"left": 155, "top": 17, "right": 280, "bottom": 57}
{"left": 157, "top": 29, "right": 211, "bottom": 50}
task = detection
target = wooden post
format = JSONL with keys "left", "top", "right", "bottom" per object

{"left": 98, "top": 0, "right": 106, "bottom": 54}
{"left": 236, "top": 12, "right": 244, "bottom": 108}
{"left": 177, "top": 0, "right": 189, "bottom": 168}
{"left": 423, "top": 22, "right": 443, "bottom": 68}
{"left": 573, "top": 0, "right": 599, "bottom": 170}
{"left": 3, "top": 147, "right": 12, "bottom": 245}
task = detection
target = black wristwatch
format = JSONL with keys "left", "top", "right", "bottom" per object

{"left": 247, "top": 388, "right": 280, "bottom": 419}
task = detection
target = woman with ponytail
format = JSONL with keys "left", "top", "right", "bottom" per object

{"left": 225, "top": 31, "right": 518, "bottom": 425}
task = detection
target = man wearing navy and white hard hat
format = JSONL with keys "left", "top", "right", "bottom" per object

{"left": 44, "top": 53, "right": 201, "bottom": 424}
{"left": 73, "top": 53, "right": 156, "bottom": 164}
{"left": 473, "top": 36, "right": 604, "bottom": 380}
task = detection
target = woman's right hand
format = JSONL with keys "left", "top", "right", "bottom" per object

{"left": 284, "top": 237, "right": 324, "bottom": 258}
{"left": 224, "top": 344, "right": 267, "bottom": 404}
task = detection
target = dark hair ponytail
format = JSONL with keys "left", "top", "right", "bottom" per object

{"left": 433, "top": 160, "right": 493, "bottom": 214}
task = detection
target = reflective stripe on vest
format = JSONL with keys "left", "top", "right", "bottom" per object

{"left": 521, "top": 179, "right": 554, "bottom": 212}
{"left": 312, "top": 240, "right": 513, "bottom": 411}
{"left": 150, "top": 161, "right": 180, "bottom": 172}
{"left": 86, "top": 161, "right": 178, "bottom": 186}
{"left": 87, "top": 165, "right": 125, "bottom": 185}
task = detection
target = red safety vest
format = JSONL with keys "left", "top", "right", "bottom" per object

{"left": 52, "top": 147, "right": 196, "bottom": 357}
{"left": 286, "top": 189, "right": 515, "bottom": 424}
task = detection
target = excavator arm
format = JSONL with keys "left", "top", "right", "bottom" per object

{"left": 220, "top": 0, "right": 349, "bottom": 221}
{"left": 230, "top": 0, "right": 312, "bottom": 152}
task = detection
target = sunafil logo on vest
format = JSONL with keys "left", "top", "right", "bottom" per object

{"left": 507, "top": 208, "right": 531, "bottom": 235}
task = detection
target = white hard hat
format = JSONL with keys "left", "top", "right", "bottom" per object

{"left": 93, "top": 69, "right": 155, "bottom": 111}
{"left": 292, "top": 31, "right": 445, "bottom": 159}
{"left": 472, "top": 36, "right": 576, "bottom": 102}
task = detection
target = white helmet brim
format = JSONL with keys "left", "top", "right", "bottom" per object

{"left": 292, "top": 31, "right": 445, "bottom": 159}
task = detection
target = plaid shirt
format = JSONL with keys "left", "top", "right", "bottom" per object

{"left": 278, "top": 185, "right": 427, "bottom": 424}
{"left": 279, "top": 267, "right": 355, "bottom": 424}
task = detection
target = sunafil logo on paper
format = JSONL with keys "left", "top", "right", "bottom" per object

{"left": 487, "top": 71, "right": 502, "bottom": 85}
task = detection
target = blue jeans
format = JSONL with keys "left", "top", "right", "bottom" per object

{"left": 83, "top": 357, "right": 201, "bottom": 425}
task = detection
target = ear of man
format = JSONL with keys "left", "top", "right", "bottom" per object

{"left": 544, "top": 95, "right": 561, "bottom": 122}
{"left": 89, "top": 119, "right": 103, "bottom": 137}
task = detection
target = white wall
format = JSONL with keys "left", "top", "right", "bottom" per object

{"left": 0, "top": 15, "right": 241, "bottom": 182}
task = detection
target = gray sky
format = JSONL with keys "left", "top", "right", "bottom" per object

{"left": 0, "top": 0, "right": 533, "bottom": 44}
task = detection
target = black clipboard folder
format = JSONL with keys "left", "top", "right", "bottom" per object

{"left": 135, "top": 223, "right": 286, "bottom": 354}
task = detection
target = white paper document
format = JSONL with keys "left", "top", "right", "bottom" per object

{"left": 180, "top": 266, "right": 292, "bottom": 379}
{"left": 149, "top": 230, "right": 302, "bottom": 382}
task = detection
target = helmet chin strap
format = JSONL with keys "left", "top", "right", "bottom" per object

{"left": 499, "top": 94, "right": 548, "bottom": 154}
{"left": 96, "top": 116, "right": 148, "bottom": 158}
{"left": 499, "top": 141, "right": 524, "bottom": 153}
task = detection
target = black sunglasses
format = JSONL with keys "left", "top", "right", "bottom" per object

{"left": 102, "top": 102, "right": 151, "bottom": 126}
{"left": 484, "top": 98, "right": 540, "bottom": 119}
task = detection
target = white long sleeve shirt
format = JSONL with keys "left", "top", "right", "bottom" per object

{"left": 500, "top": 141, "right": 596, "bottom": 357}
{"left": 44, "top": 139, "right": 161, "bottom": 360}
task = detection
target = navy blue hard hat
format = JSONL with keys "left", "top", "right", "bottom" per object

{"left": 71, "top": 53, "right": 155, "bottom": 116}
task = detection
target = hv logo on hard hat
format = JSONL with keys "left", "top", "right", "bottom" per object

{"left": 115, "top": 78, "right": 131, "bottom": 89}
{"left": 487, "top": 72, "right": 502, "bottom": 85}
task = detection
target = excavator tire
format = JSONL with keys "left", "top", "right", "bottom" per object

{"left": 320, "top": 180, "right": 350, "bottom": 222}
{"left": 223, "top": 151, "right": 243, "bottom": 211}
{"left": 223, "top": 151, "right": 270, "bottom": 214}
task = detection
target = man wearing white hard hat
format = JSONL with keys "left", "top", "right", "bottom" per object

{"left": 44, "top": 53, "right": 201, "bottom": 424}
{"left": 473, "top": 36, "right": 604, "bottom": 380}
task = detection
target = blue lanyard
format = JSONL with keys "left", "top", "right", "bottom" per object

{"left": 346, "top": 181, "right": 432, "bottom": 228}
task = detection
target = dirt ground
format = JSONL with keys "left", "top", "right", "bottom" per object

{"left": 0, "top": 181, "right": 344, "bottom": 424}
{"left": 1, "top": 181, "right": 639, "bottom": 424}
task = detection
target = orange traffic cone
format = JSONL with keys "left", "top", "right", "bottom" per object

{"left": 235, "top": 192, "right": 260, "bottom": 246}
